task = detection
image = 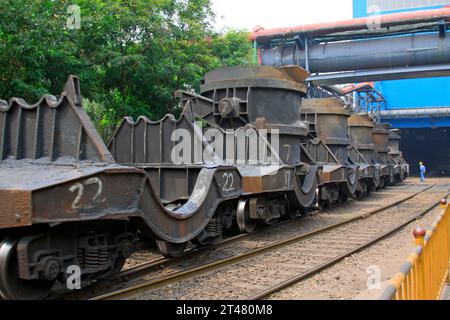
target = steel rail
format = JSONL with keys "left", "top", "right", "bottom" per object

{"left": 118, "top": 233, "right": 249, "bottom": 278}
{"left": 92, "top": 184, "right": 435, "bottom": 300}
{"left": 119, "top": 207, "right": 314, "bottom": 279}
{"left": 50, "top": 233, "right": 248, "bottom": 300}
{"left": 56, "top": 221, "right": 296, "bottom": 299}
{"left": 248, "top": 193, "right": 447, "bottom": 300}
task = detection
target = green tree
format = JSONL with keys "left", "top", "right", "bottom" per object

{"left": 0, "top": 0, "right": 255, "bottom": 140}
{"left": 211, "top": 29, "right": 254, "bottom": 67}
{"left": 0, "top": 0, "right": 77, "bottom": 100}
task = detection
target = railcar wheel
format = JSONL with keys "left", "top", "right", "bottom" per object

{"left": 156, "top": 241, "right": 187, "bottom": 258}
{"left": 0, "top": 238, "right": 55, "bottom": 300}
{"left": 237, "top": 199, "right": 256, "bottom": 233}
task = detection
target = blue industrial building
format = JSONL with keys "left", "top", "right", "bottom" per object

{"left": 353, "top": 0, "right": 450, "bottom": 175}
{"left": 353, "top": 0, "right": 450, "bottom": 128}
{"left": 255, "top": 1, "right": 450, "bottom": 175}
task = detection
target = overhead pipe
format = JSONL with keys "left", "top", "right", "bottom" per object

{"left": 320, "top": 85, "right": 345, "bottom": 96}
{"left": 306, "top": 64, "right": 450, "bottom": 86}
{"left": 380, "top": 107, "right": 450, "bottom": 118}
{"left": 251, "top": 7, "right": 450, "bottom": 41}
{"left": 340, "top": 82, "right": 375, "bottom": 95}
{"left": 260, "top": 32, "right": 450, "bottom": 73}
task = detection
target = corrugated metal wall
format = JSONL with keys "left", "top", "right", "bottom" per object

{"left": 354, "top": 0, "right": 450, "bottom": 17}
{"left": 375, "top": 77, "right": 450, "bottom": 109}
{"left": 367, "top": 0, "right": 450, "bottom": 12}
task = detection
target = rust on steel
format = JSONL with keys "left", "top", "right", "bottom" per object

{"left": 300, "top": 97, "right": 358, "bottom": 197}
{"left": 372, "top": 123, "right": 392, "bottom": 154}
{"left": 0, "top": 190, "right": 31, "bottom": 228}
{"left": 106, "top": 66, "right": 316, "bottom": 241}
{"left": 242, "top": 176, "right": 263, "bottom": 194}
{"left": 0, "top": 76, "right": 113, "bottom": 162}
{"left": 0, "top": 76, "right": 144, "bottom": 229}
{"left": 201, "top": 65, "right": 309, "bottom": 92}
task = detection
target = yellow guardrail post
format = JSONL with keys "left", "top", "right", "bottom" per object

{"left": 380, "top": 197, "right": 450, "bottom": 300}
{"left": 440, "top": 199, "right": 450, "bottom": 286}
{"left": 446, "top": 200, "right": 450, "bottom": 285}
{"left": 414, "top": 227, "right": 426, "bottom": 300}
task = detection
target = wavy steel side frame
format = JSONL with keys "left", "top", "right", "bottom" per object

{"left": 109, "top": 114, "right": 195, "bottom": 165}
{"left": 109, "top": 113, "right": 283, "bottom": 167}
{"left": 0, "top": 76, "right": 113, "bottom": 163}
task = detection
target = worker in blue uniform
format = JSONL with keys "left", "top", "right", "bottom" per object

{"left": 419, "top": 162, "right": 426, "bottom": 183}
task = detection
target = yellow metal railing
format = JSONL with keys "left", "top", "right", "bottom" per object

{"left": 380, "top": 199, "right": 450, "bottom": 300}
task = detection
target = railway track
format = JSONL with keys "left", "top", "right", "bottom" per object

{"left": 85, "top": 183, "right": 441, "bottom": 300}
{"left": 49, "top": 233, "right": 248, "bottom": 300}
{"left": 52, "top": 218, "right": 304, "bottom": 299}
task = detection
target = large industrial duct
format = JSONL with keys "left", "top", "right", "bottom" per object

{"left": 253, "top": 8, "right": 450, "bottom": 82}
{"left": 259, "top": 33, "right": 450, "bottom": 73}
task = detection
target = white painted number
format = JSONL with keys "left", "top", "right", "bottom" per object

{"left": 222, "top": 173, "right": 235, "bottom": 192}
{"left": 84, "top": 177, "right": 103, "bottom": 202}
{"left": 69, "top": 177, "right": 104, "bottom": 210}
{"left": 69, "top": 183, "right": 84, "bottom": 209}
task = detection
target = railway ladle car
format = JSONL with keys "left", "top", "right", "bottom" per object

{"left": 0, "top": 67, "right": 409, "bottom": 300}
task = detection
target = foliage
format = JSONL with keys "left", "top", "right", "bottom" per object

{"left": 211, "top": 29, "right": 255, "bottom": 67}
{"left": 0, "top": 0, "right": 255, "bottom": 139}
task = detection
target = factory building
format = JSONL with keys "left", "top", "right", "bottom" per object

{"left": 353, "top": 0, "right": 450, "bottom": 176}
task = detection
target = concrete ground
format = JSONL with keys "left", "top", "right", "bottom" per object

{"left": 441, "top": 285, "right": 450, "bottom": 300}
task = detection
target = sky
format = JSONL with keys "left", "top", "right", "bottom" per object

{"left": 211, "top": 0, "right": 354, "bottom": 31}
